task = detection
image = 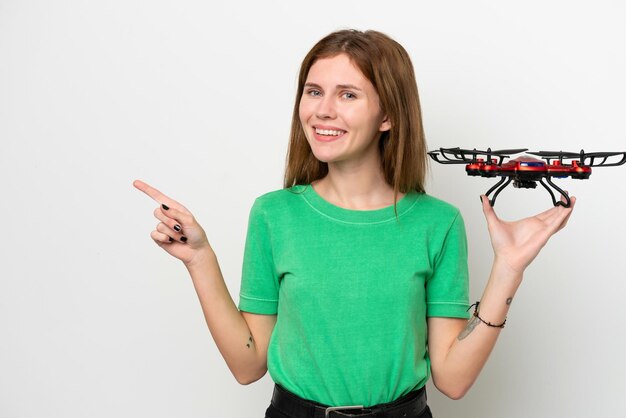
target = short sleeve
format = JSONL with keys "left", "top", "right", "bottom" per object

{"left": 426, "top": 211, "right": 470, "bottom": 318}
{"left": 238, "top": 199, "right": 280, "bottom": 314}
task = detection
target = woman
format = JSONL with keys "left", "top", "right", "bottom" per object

{"left": 134, "top": 29, "right": 574, "bottom": 418}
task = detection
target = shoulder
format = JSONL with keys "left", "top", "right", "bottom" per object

{"left": 246, "top": 186, "right": 314, "bottom": 235}
{"left": 412, "top": 193, "right": 461, "bottom": 220}
{"left": 249, "top": 185, "right": 309, "bottom": 218}
{"left": 401, "top": 193, "right": 466, "bottom": 239}
{"left": 253, "top": 186, "right": 307, "bottom": 207}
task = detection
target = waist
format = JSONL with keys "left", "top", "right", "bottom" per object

{"left": 271, "top": 384, "right": 428, "bottom": 418}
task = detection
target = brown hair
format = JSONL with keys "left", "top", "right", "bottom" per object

{"left": 283, "top": 29, "right": 428, "bottom": 197}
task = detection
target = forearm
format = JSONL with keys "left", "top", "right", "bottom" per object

{"left": 185, "top": 249, "right": 266, "bottom": 384}
{"left": 431, "top": 194, "right": 574, "bottom": 398}
{"left": 431, "top": 258, "right": 523, "bottom": 399}
{"left": 133, "top": 181, "right": 270, "bottom": 384}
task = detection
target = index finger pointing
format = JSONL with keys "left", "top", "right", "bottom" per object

{"left": 133, "top": 179, "right": 175, "bottom": 207}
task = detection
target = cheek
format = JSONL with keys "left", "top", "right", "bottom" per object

{"left": 298, "top": 98, "right": 311, "bottom": 124}
{"left": 298, "top": 101, "right": 314, "bottom": 143}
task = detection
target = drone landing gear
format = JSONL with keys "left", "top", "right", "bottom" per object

{"left": 539, "top": 177, "right": 571, "bottom": 207}
{"left": 484, "top": 176, "right": 571, "bottom": 207}
{"left": 485, "top": 177, "right": 512, "bottom": 207}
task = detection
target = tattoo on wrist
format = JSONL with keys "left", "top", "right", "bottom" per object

{"left": 246, "top": 335, "right": 253, "bottom": 349}
{"left": 458, "top": 316, "right": 481, "bottom": 340}
{"left": 506, "top": 297, "right": 513, "bottom": 305}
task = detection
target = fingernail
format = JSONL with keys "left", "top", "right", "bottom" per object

{"left": 479, "top": 196, "right": 483, "bottom": 203}
{"left": 162, "top": 204, "right": 169, "bottom": 210}
{"left": 173, "top": 224, "right": 181, "bottom": 232}
{"left": 168, "top": 236, "right": 173, "bottom": 242}
{"left": 180, "top": 236, "right": 187, "bottom": 243}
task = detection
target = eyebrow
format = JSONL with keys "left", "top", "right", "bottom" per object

{"left": 304, "top": 82, "right": 363, "bottom": 91}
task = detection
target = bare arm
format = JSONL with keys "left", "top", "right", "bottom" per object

{"left": 134, "top": 180, "right": 275, "bottom": 384}
{"left": 428, "top": 195, "right": 575, "bottom": 399}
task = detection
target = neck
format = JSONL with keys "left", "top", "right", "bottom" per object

{"left": 313, "top": 158, "right": 402, "bottom": 210}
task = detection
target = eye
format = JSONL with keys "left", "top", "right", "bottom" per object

{"left": 341, "top": 91, "right": 357, "bottom": 100}
{"left": 305, "top": 89, "right": 322, "bottom": 97}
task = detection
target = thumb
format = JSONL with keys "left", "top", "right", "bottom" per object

{"left": 481, "top": 195, "right": 499, "bottom": 225}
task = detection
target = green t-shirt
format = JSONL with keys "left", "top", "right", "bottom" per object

{"left": 238, "top": 185, "right": 469, "bottom": 407}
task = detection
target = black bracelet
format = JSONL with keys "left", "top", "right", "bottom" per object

{"left": 468, "top": 301, "right": 506, "bottom": 328}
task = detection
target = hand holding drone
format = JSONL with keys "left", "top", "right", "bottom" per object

{"left": 428, "top": 148, "right": 626, "bottom": 207}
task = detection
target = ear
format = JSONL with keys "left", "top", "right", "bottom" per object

{"left": 379, "top": 115, "right": 391, "bottom": 132}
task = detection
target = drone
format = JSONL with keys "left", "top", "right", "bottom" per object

{"left": 428, "top": 147, "right": 626, "bottom": 207}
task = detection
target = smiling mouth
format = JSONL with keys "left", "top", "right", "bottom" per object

{"left": 315, "top": 127, "right": 346, "bottom": 136}
{"left": 313, "top": 127, "right": 347, "bottom": 142}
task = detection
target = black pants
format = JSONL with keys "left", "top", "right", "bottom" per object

{"left": 264, "top": 390, "right": 434, "bottom": 418}
{"left": 265, "top": 404, "right": 433, "bottom": 418}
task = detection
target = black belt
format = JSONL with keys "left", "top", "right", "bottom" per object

{"left": 271, "top": 384, "right": 428, "bottom": 418}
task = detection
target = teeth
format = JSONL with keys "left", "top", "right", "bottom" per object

{"left": 315, "top": 128, "right": 345, "bottom": 136}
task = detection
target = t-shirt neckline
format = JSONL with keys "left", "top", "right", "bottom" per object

{"left": 294, "top": 184, "right": 421, "bottom": 224}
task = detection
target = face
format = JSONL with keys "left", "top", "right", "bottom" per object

{"left": 299, "top": 54, "right": 390, "bottom": 168}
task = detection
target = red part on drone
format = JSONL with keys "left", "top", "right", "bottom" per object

{"left": 428, "top": 147, "right": 625, "bottom": 207}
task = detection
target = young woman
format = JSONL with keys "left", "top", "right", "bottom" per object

{"left": 134, "top": 29, "right": 574, "bottom": 418}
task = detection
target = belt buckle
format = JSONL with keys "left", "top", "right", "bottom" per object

{"left": 325, "top": 404, "right": 365, "bottom": 417}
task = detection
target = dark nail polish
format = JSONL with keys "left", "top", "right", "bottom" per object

{"left": 162, "top": 204, "right": 170, "bottom": 210}
{"left": 180, "top": 236, "right": 187, "bottom": 243}
{"left": 168, "top": 236, "right": 173, "bottom": 242}
{"left": 173, "top": 224, "right": 181, "bottom": 232}
{"left": 479, "top": 196, "right": 483, "bottom": 203}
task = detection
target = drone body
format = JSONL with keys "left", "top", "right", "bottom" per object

{"left": 428, "top": 148, "right": 626, "bottom": 207}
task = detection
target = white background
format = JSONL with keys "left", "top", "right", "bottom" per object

{"left": 1, "top": 1, "right": 625, "bottom": 417}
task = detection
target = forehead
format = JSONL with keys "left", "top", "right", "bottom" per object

{"left": 305, "top": 54, "right": 370, "bottom": 86}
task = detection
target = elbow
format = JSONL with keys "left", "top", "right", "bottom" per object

{"left": 234, "top": 373, "right": 262, "bottom": 386}
{"left": 234, "top": 375, "right": 257, "bottom": 386}
{"left": 232, "top": 367, "right": 267, "bottom": 386}
{"left": 432, "top": 378, "right": 472, "bottom": 400}
{"left": 438, "top": 386, "right": 468, "bottom": 400}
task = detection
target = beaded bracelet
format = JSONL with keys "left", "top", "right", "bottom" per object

{"left": 468, "top": 301, "right": 506, "bottom": 328}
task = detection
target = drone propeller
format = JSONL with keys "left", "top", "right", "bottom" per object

{"left": 449, "top": 147, "right": 528, "bottom": 156}
{"left": 487, "top": 148, "right": 529, "bottom": 155}
{"left": 527, "top": 150, "right": 579, "bottom": 158}
{"left": 528, "top": 150, "right": 626, "bottom": 167}
{"left": 478, "top": 148, "right": 529, "bottom": 165}
{"left": 527, "top": 150, "right": 579, "bottom": 165}
{"left": 428, "top": 147, "right": 527, "bottom": 165}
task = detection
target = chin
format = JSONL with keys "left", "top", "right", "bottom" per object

{"left": 310, "top": 153, "right": 334, "bottom": 164}
{"left": 308, "top": 146, "right": 338, "bottom": 164}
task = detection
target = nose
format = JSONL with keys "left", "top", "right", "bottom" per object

{"left": 316, "top": 95, "right": 336, "bottom": 119}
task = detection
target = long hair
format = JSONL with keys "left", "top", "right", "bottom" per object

{"left": 283, "top": 29, "right": 428, "bottom": 197}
